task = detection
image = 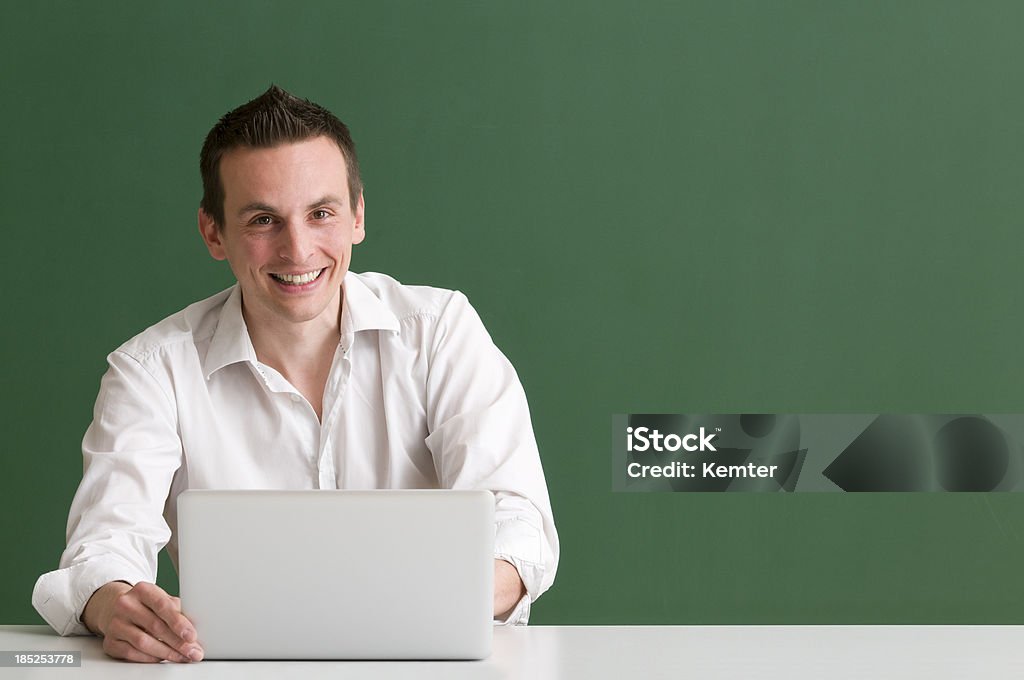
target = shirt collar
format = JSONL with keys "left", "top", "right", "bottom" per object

{"left": 203, "top": 285, "right": 258, "bottom": 380}
{"left": 202, "top": 273, "right": 400, "bottom": 380}
{"left": 341, "top": 271, "right": 401, "bottom": 336}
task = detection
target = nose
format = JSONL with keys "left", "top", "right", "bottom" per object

{"left": 277, "top": 220, "right": 314, "bottom": 264}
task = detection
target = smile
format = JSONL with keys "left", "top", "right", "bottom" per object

{"left": 270, "top": 269, "right": 325, "bottom": 285}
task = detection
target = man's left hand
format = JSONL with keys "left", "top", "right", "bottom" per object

{"left": 494, "top": 560, "right": 525, "bottom": 620}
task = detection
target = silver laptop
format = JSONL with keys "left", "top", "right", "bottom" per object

{"left": 177, "top": 489, "right": 494, "bottom": 660}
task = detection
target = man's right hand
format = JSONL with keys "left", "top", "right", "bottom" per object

{"left": 82, "top": 581, "right": 204, "bottom": 663}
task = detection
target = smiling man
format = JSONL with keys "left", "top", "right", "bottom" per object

{"left": 32, "top": 86, "right": 558, "bottom": 663}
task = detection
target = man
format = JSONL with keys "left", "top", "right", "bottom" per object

{"left": 32, "top": 86, "right": 558, "bottom": 663}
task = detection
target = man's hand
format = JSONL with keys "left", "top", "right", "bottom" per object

{"left": 494, "top": 559, "right": 526, "bottom": 620}
{"left": 82, "top": 581, "right": 203, "bottom": 663}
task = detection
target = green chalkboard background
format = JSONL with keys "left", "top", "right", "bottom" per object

{"left": 5, "top": 1, "right": 1024, "bottom": 625}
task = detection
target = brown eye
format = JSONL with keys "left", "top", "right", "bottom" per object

{"left": 312, "top": 209, "right": 330, "bottom": 220}
{"left": 253, "top": 215, "right": 274, "bottom": 225}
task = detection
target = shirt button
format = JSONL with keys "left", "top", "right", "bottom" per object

{"left": 290, "top": 394, "right": 302, "bottom": 403}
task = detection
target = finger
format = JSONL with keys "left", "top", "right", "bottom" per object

{"left": 134, "top": 584, "right": 200, "bottom": 646}
{"left": 167, "top": 594, "right": 193, "bottom": 640}
{"left": 127, "top": 602, "right": 191, "bottom": 653}
{"left": 104, "top": 625, "right": 189, "bottom": 663}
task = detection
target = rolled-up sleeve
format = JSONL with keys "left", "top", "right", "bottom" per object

{"left": 32, "top": 350, "right": 182, "bottom": 635}
{"left": 423, "top": 292, "right": 558, "bottom": 624}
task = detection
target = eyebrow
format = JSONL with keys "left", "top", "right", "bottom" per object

{"left": 237, "top": 196, "right": 346, "bottom": 216}
{"left": 306, "top": 195, "right": 345, "bottom": 211}
{"left": 238, "top": 202, "right": 278, "bottom": 216}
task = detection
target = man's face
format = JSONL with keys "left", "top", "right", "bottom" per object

{"left": 198, "top": 136, "right": 365, "bottom": 333}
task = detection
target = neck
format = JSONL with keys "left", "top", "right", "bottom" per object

{"left": 241, "top": 287, "right": 344, "bottom": 422}
{"left": 243, "top": 288, "right": 343, "bottom": 377}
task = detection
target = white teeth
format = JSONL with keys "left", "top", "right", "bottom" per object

{"left": 272, "top": 269, "right": 323, "bottom": 285}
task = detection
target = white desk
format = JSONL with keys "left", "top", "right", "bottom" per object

{"left": 2, "top": 624, "right": 1022, "bottom": 679}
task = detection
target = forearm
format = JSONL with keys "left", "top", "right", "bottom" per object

{"left": 33, "top": 348, "right": 183, "bottom": 636}
{"left": 494, "top": 494, "right": 559, "bottom": 607}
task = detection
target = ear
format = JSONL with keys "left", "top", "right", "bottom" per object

{"left": 351, "top": 191, "right": 366, "bottom": 245}
{"left": 198, "top": 208, "right": 227, "bottom": 261}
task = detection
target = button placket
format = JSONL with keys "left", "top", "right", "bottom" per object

{"left": 317, "top": 342, "right": 351, "bottom": 489}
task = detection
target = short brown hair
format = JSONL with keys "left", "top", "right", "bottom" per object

{"left": 199, "top": 85, "right": 362, "bottom": 227}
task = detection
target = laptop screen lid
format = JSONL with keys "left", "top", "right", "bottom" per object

{"left": 177, "top": 489, "right": 494, "bottom": 660}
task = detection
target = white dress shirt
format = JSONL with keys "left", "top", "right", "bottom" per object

{"left": 33, "top": 271, "right": 558, "bottom": 635}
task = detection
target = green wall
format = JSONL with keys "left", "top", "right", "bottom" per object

{"left": 5, "top": 1, "right": 1024, "bottom": 625}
